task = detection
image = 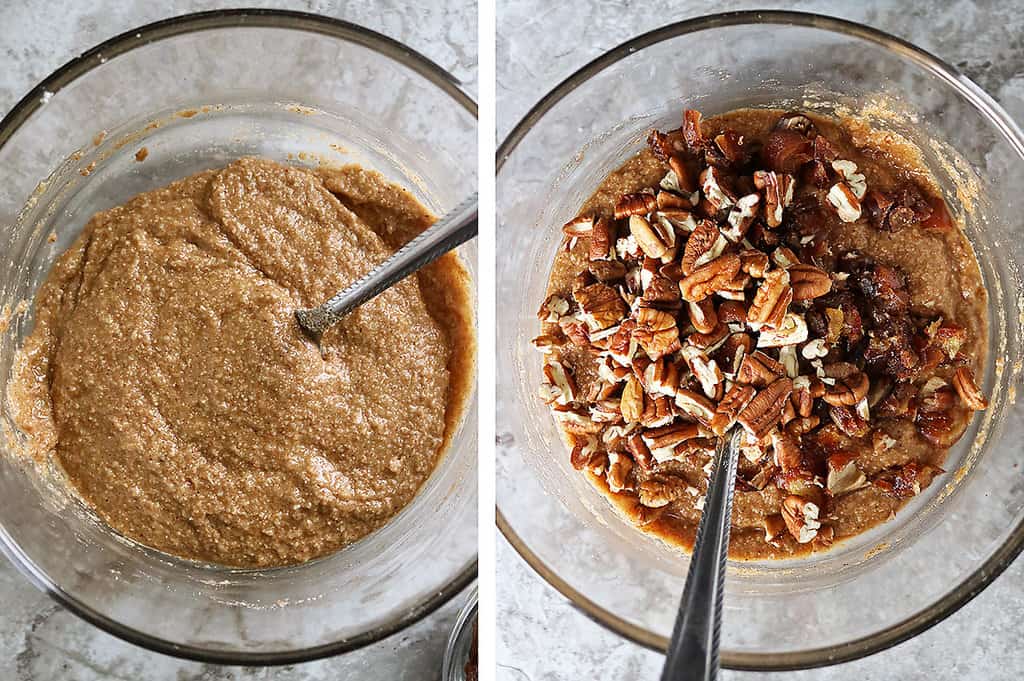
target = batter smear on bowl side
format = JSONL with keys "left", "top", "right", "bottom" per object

{"left": 534, "top": 109, "right": 988, "bottom": 559}
{"left": 10, "top": 158, "right": 473, "bottom": 568}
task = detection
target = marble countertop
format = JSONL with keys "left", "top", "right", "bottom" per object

{"left": 496, "top": 1, "right": 1024, "bottom": 680}
{"left": 0, "top": 1, "right": 475, "bottom": 680}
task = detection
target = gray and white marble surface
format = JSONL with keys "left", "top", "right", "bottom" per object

{"left": 0, "top": 1, "right": 475, "bottom": 680}
{"left": 496, "top": 1, "right": 1024, "bottom": 680}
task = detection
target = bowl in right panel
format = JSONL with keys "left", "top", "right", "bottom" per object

{"left": 496, "top": 11, "right": 1024, "bottom": 670}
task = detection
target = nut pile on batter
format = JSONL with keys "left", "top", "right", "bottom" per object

{"left": 534, "top": 109, "right": 988, "bottom": 556}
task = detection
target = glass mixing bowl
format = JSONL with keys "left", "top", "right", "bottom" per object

{"left": 496, "top": 11, "right": 1024, "bottom": 670}
{"left": 0, "top": 10, "right": 477, "bottom": 664}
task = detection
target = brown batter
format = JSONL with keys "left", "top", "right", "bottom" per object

{"left": 10, "top": 158, "right": 474, "bottom": 568}
{"left": 536, "top": 109, "right": 988, "bottom": 559}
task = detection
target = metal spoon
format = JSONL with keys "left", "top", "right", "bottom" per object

{"left": 295, "top": 193, "right": 477, "bottom": 343}
{"left": 660, "top": 428, "right": 744, "bottom": 681}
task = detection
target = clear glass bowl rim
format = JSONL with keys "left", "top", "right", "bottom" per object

{"left": 0, "top": 8, "right": 478, "bottom": 666}
{"left": 496, "top": 9, "right": 1024, "bottom": 671}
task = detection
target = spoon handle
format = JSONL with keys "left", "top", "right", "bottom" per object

{"left": 295, "top": 193, "right": 478, "bottom": 341}
{"left": 660, "top": 430, "right": 742, "bottom": 681}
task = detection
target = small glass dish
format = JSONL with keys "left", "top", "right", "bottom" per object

{"left": 496, "top": 11, "right": 1024, "bottom": 670}
{"left": 442, "top": 585, "right": 478, "bottom": 681}
{"left": 0, "top": 10, "right": 477, "bottom": 665}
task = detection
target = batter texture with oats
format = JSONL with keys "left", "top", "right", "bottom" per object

{"left": 535, "top": 109, "right": 988, "bottom": 559}
{"left": 10, "top": 158, "right": 473, "bottom": 568}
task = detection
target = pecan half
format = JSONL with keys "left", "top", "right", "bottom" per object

{"left": 668, "top": 155, "right": 700, "bottom": 194}
{"left": 737, "top": 378, "right": 794, "bottom": 439}
{"left": 539, "top": 358, "right": 577, "bottom": 405}
{"left": 615, "top": 192, "right": 657, "bottom": 219}
{"left": 952, "top": 366, "right": 988, "bottom": 410}
{"left": 625, "top": 432, "right": 654, "bottom": 470}
{"left": 679, "top": 253, "right": 742, "bottom": 302}
{"left": 788, "top": 264, "right": 832, "bottom": 300}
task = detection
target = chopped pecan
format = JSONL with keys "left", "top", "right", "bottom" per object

{"left": 687, "top": 298, "right": 718, "bottom": 334}
{"left": 771, "top": 246, "right": 800, "bottom": 269}
{"left": 625, "top": 432, "right": 654, "bottom": 470}
{"left": 570, "top": 436, "right": 605, "bottom": 472}
{"left": 785, "top": 415, "right": 820, "bottom": 436}
{"left": 675, "top": 388, "right": 717, "bottom": 425}
{"left": 831, "top": 160, "right": 867, "bottom": 199}
{"left": 933, "top": 323, "right": 967, "bottom": 359}
{"left": 679, "top": 253, "right": 742, "bottom": 302}
{"left": 700, "top": 166, "right": 736, "bottom": 212}
{"left": 537, "top": 294, "right": 570, "bottom": 322}
{"left": 607, "top": 319, "right": 637, "bottom": 366}
{"left": 788, "top": 264, "right": 832, "bottom": 300}
{"left": 562, "top": 215, "right": 594, "bottom": 238}
{"left": 605, "top": 451, "right": 633, "bottom": 492}
{"left": 757, "top": 313, "right": 809, "bottom": 348}
{"left": 826, "top": 451, "right": 868, "bottom": 496}
{"left": 531, "top": 333, "right": 565, "bottom": 354}
{"left": 540, "top": 358, "right": 576, "bottom": 405}
{"left": 681, "top": 220, "right": 725, "bottom": 275}
{"left": 668, "top": 155, "right": 700, "bottom": 194}
{"left": 614, "top": 192, "right": 657, "bottom": 219}
{"left": 827, "top": 182, "right": 862, "bottom": 222}
{"left": 781, "top": 495, "right": 821, "bottom": 543}
{"left": 643, "top": 422, "right": 705, "bottom": 454}
{"left": 717, "top": 300, "right": 748, "bottom": 325}
{"left": 589, "top": 399, "right": 622, "bottom": 423}
{"left": 554, "top": 408, "right": 604, "bottom": 435}
{"left": 620, "top": 375, "right": 645, "bottom": 422}
{"left": 639, "top": 473, "right": 692, "bottom": 508}
{"left": 711, "top": 383, "right": 756, "bottom": 435}
{"left": 639, "top": 395, "right": 676, "bottom": 429}
{"left": 589, "top": 216, "right": 616, "bottom": 261}
{"left": 764, "top": 129, "right": 813, "bottom": 174}
{"left": 916, "top": 407, "right": 969, "bottom": 447}
{"left": 629, "top": 215, "right": 672, "bottom": 260}
{"left": 872, "top": 461, "right": 943, "bottom": 498}
{"left": 656, "top": 191, "right": 694, "bottom": 212}
{"left": 647, "top": 129, "right": 676, "bottom": 162}
{"left": 589, "top": 260, "right": 626, "bottom": 282}
{"left": 747, "top": 269, "right": 792, "bottom": 327}
{"left": 739, "top": 249, "right": 769, "bottom": 278}
{"left": 821, "top": 362, "right": 870, "bottom": 406}
{"left": 952, "top": 366, "right": 987, "bottom": 410}
{"left": 753, "top": 170, "right": 794, "bottom": 227}
{"left": 723, "top": 193, "right": 760, "bottom": 242}
{"left": 737, "top": 378, "right": 794, "bottom": 439}
{"left": 633, "top": 307, "right": 680, "bottom": 360}
{"left": 763, "top": 514, "right": 788, "bottom": 542}
{"left": 681, "top": 344, "right": 724, "bottom": 400}
{"left": 736, "top": 351, "right": 784, "bottom": 388}
{"left": 687, "top": 323, "right": 729, "bottom": 353}
{"left": 771, "top": 430, "right": 803, "bottom": 471}
{"left": 574, "top": 283, "right": 628, "bottom": 331}
{"left": 642, "top": 357, "right": 682, "bottom": 396}
{"left": 682, "top": 109, "right": 704, "bottom": 150}
{"left": 829, "top": 404, "right": 870, "bottom": 438}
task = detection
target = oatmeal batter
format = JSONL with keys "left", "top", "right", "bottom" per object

{"left": 10, "top": 158, "right": 473, "bottom": 568}
{"left": 537, "top": 109, "right": 988, "bottom": 559}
